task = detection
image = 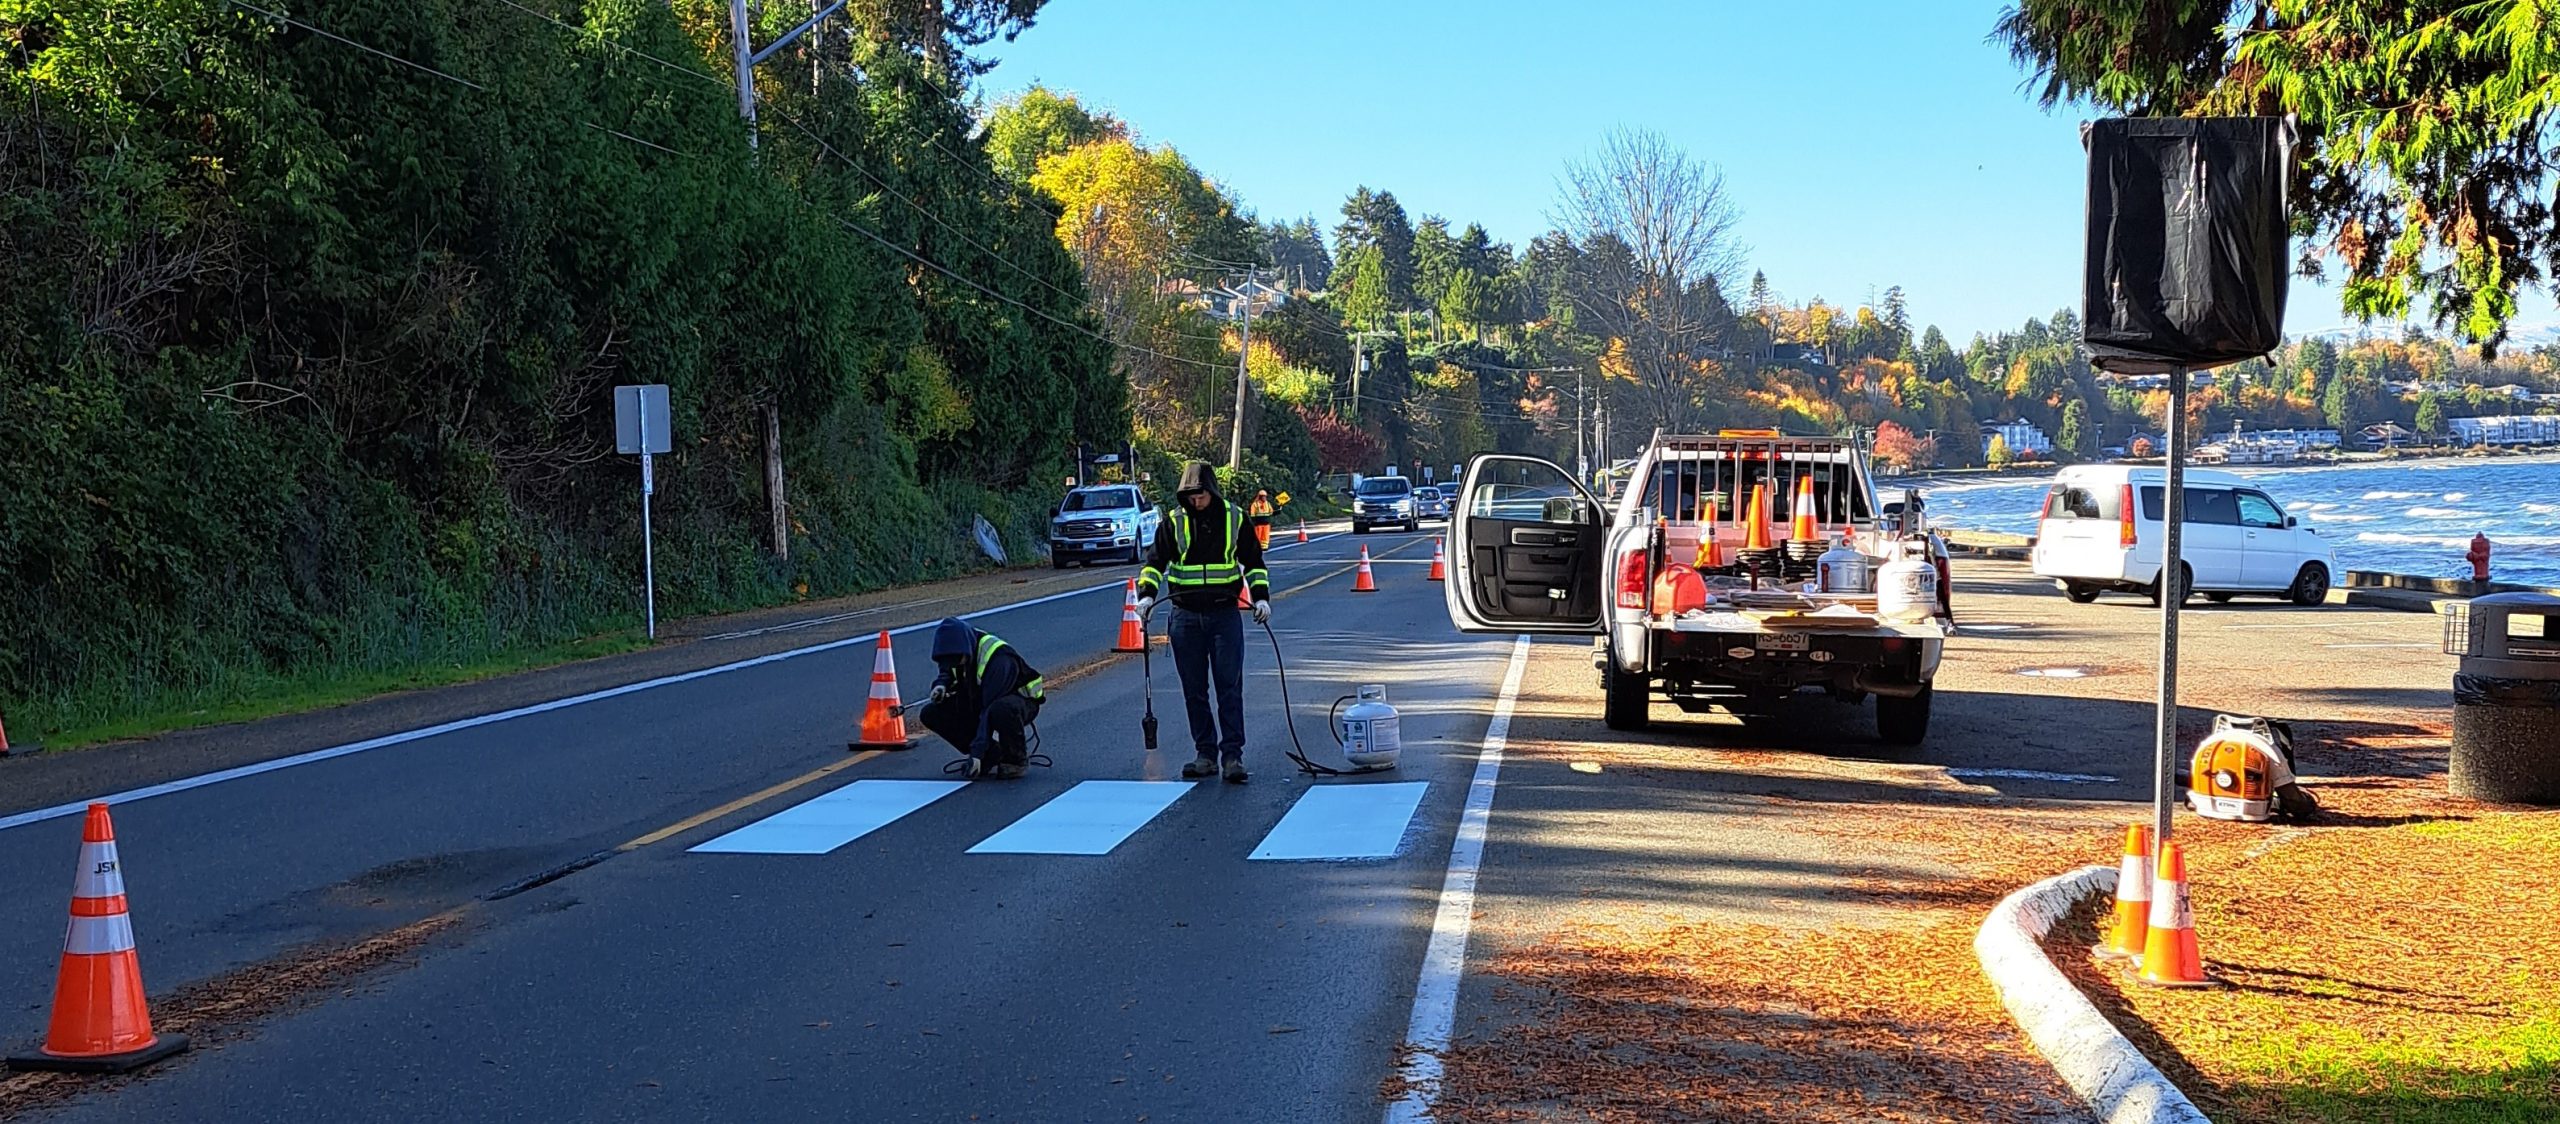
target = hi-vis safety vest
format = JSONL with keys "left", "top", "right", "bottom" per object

{"left": 1142, "top": 506, "right": 1268, "bottom": 596}
{"left": 977, "top": 633, "right": 1044, "bottom": 701}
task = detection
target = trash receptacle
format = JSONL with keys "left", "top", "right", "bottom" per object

{"left": 2445, "top": 592, "right": 2560, "bottom": 804}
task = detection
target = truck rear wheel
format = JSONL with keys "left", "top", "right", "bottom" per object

{"left": 1602, "top": 660, "right": 1651, "bottom": 731}
{"left": 1876, "top": 683, "right": 1932, "bottom": 746}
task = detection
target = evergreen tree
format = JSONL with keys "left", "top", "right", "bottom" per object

{"left": 2058, "top": 398, "right": 2093, "bottom": 461}
{"left": 2415, "top": 392, "right": 2446, "bottom": 436}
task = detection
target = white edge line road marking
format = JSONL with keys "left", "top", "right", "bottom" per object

{"left": 1383, "top": 632, "right": 1531, "bottom": 1124}
{"left": 0, "top": 533, "right": 1346, "bottom": 835}
{"left": 2322, "top": 642, "right": 2440, "bottom": 649}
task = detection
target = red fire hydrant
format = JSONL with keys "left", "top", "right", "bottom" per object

{"left": 2467, "top": 533, "right": 2492, "bottom": 584}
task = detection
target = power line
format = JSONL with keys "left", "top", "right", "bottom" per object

{"left": 465, "top": 0, "right": 1233, "bottom": 374}
{"left": 233, "top": 0, "right": 692, "bottom": 157}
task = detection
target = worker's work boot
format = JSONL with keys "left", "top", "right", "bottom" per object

{"left": 992, "top": 761, "right": 1027, "bottom": 780}
{"left": 1181, "top": 754, "right": 1217, "bottom": 779}
{"left": 1222, "top": 757, "right": 1249, "bottom": 784}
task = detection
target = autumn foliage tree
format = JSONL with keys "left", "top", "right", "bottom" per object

{"left": 1299, "top": 407, "right": 1384, "bottom": 473}
{"left": 1870, "top": 421, "right": 1935, "bottom": 469}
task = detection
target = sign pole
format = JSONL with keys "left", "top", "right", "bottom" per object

{"left": 640, "top": 418, "right": 657, "bottom": 640}
{"left": 2152, "top": 366, "right": 2188, "bottom": 842}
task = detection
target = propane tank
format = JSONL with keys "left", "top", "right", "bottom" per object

{"left": 1816, "top": 532, "right": 1870, "bottom": 594}
{"left": 1876, "top": 539, "right": 1939, "bottom": 620}
{"left": 1338, "top": 684, "right": 1402, "bottom": 769}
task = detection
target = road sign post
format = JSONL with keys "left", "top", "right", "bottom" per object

{"left": 616, "top": 385, "right": 672, "bottom": 639}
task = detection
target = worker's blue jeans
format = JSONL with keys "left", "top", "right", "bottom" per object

{"left": 1166, "top": 604, "right": 1246, "bottom": 759}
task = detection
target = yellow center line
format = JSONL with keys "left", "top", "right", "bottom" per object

{"left": 1276, "top": 533, "right": 1437, "bottom": 598}
{"left": 616, "top": 749, "right": 887, "bottom": 851}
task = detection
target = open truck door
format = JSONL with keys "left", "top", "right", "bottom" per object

{"left": 1444, "top": 455, "right": 1608, "bottom": 635}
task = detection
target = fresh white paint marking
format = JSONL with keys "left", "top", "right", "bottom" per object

{"left": 1383, "top": 633, "right": 1531, "bottom": 1124}
{"left": 2322, "top": 642, "right": 2438, "bottom": 650}
{"left": 1947, "top": 768, "right": 2121, "bottom": 785}
{"left": 688, "top": 780, "right": 968, "bottom": 854}
{"left": 1248, "top": 782, "right": 1430, "bottom": 861}
{"left": 966, "top": 781, "right": 1193, "bottom": 856}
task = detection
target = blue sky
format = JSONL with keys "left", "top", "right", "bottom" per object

{"left": 977, "top": 0, "right": 2530, "bottom": 345}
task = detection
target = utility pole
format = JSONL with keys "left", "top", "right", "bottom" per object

{"left": 1575, "top": 365, "right": 1588, "bottom": 484}
{"left": 728, "top": 0, "right": 849, "bottom": 149}
{"left": 1228, "top": 289, "right": 1252, "bottom": 469}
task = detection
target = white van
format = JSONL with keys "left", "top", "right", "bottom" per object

{"left": 2030, "top": 466, "right": 2336, "bottom": 606}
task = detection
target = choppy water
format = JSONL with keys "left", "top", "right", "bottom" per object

{"left": 1912, "top": 454, "right": 2560, "bottom": 586}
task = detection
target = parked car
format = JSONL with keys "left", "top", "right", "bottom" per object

{"left": 1413, "top": 486, "right": 1451, "bottom": 521}
{"left": 1351, "top": 475, "right": 1418, "bottom": 533}
{"left": 1048, "top": 484, "right": 1157, "bottom": 567}
{"left": 2030, "top": 465, "right": 2335, "bottom": 606}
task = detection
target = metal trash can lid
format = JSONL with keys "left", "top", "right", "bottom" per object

{"left": 2450, "top": 591, "right": 2560, "bottom": 680}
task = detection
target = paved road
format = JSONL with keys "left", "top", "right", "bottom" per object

{"left": 1, "top": 547, "right": 2449, "bottom": 1120}
{"left": 1, "top": 526, "right": 1534, "bottom": 1122}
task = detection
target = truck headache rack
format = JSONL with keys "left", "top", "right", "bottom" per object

{"left": 1642, "top": 430, "right": 1875, "bottom": 527}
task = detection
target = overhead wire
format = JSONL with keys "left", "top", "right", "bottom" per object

{"left": 461, "top": 0, "right": 1241, "bottom": 373}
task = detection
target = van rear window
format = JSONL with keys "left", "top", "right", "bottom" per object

{"left": 2041, "top": 485, "right": 2120, "bottom": 520}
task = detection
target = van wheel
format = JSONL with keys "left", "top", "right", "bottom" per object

{"left": 2206, "top": 592, "right": 2234, "bottom": 603}
{"left": 2290, "top": 564, "right": 2331, "bottom": 607}
{"left": 2148, "top": 564, "right": 2193, "bottom": 608}
{"left": 1876, "top": 684, "right": 1932, "bottom": 746}
{"left": 1602, "top": 660, "right": 1651, "bottom": 731}
{"left": 2063, "top": 582, "right": 2101, "bottom": 604}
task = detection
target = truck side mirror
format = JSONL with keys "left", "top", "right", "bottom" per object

{"left": 2286, "top": 515, "right": 2298, "bottom": 528}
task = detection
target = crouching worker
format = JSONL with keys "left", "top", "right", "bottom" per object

{"left": 919, "top": 617, "right": 1045, "bottom": 779}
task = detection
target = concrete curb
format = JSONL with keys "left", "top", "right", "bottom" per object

{"left": 1974, "top": 865, "right": 2214, "bottom": 1124}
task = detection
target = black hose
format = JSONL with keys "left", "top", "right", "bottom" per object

{"left": 1260, "top": 616, "right": 1394, "bottom": 778}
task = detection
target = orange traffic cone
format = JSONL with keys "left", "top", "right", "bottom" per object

{"left": 2094, "top": 824, "right": 2153, "bottom": 961}
{"left": 1790, "top": 474, "right": 1818, "bottom": 541}
{"left": 1296, "top": 520, "right": 1309, "bottom": 544}
{"left": 1114, "top": 580, "right": 1146, "bottom": 653}
{"left": 1428, "top": 539, "right": 1447, "bottom": 582}
{"left": 1353, "top": 545, "right": 1378, "bottom": 592}
{"left": 2136, "top": 840, "right": 2213, "bottom": 987}
{"left": 6, "top": 804, "right": 187, "bottom": 1074}
{"left": 1742, "top": 485, "right": 1773, "bottom": 551}
{"left": 1694, "top": 498, "right": 1724, "bottom": 569}
{"left": 852, "top": 631, "right": 915, "bottom": 749}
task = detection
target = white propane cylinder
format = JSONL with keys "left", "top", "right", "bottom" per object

{"left": 1876, "top": 540, "right": 1939, "bottom": 620}
{"left": 1816, "top": 534, "right": 1870, "bottom": 594}
{"left": 1338, "top": 684, "right": 1402, "bottom": 769}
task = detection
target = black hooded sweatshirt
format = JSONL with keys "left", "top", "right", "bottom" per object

{"left": 1139, "top": 461, "right": 1270, "bottom": 612}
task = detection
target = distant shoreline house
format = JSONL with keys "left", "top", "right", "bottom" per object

{"left": 1980, "top": 418, "right": 2052, "bottom": 459}
{"left": 2449, "top": 414, "right": 2560, "bottom": 447}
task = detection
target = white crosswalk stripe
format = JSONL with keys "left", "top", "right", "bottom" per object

{"left": 686, "top": 777, "right": 1434, "bottom": 861}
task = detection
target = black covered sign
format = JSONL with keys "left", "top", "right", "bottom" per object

{"left": 2081, "top": 117, "right": 2292, "bottom": 374}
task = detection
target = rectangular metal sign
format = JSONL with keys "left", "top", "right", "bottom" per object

{"left": 615, "top": 385, "right": 672, "bottom": 455}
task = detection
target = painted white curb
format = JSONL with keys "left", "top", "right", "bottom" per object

{"left": 1974, "top": 865, "right": 2215, "bottom": 1124}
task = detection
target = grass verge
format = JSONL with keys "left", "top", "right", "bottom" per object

{"left": 22, "top": 631, "right": 650, "bottom": 753}
{"left": 2052, "top": 726, "right": 2560, "bottom": 1124}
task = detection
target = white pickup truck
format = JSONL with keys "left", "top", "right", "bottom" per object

{"left": 1440, "top": 432, "right": 1952, "bottom": 744}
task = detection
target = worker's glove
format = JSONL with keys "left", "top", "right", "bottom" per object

{"left": 929, "top": 685, "right": 950, "bottom": 703}
{"left": 1251, "top": 599, "right": 1271, "bottom": 625}
{"left": 1136, "top": 596, "right": 1157, "bottom": 623}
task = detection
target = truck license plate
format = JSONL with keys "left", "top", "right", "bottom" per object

{"left": 1756, "top": 632, "right": 1810, "bottom": 652}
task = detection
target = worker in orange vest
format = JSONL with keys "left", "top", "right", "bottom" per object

{"left": 1249, "top": 489, "right": 1275, "bottom": 549}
